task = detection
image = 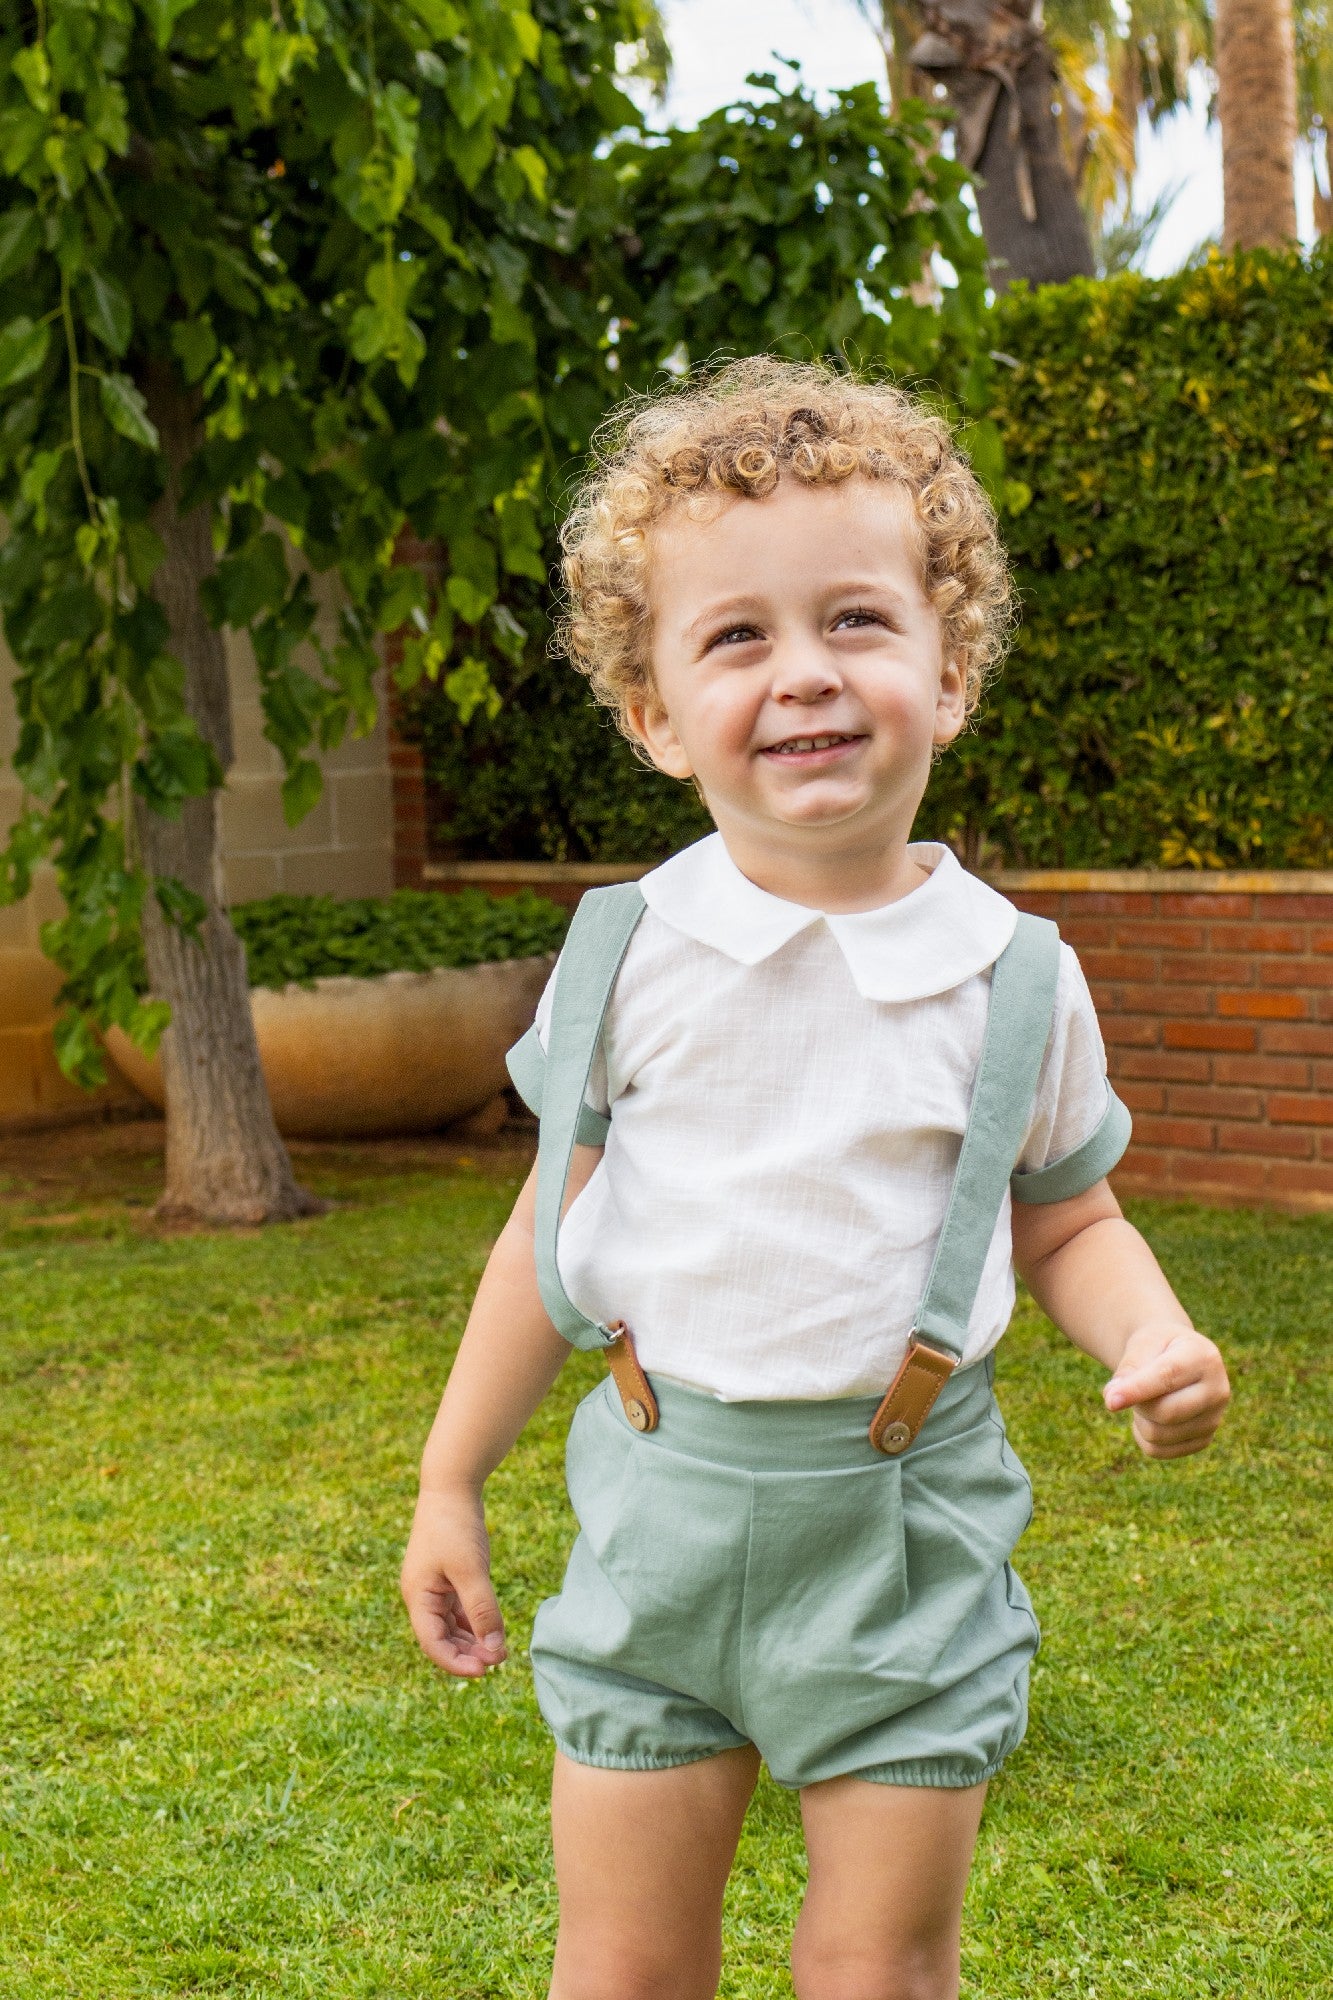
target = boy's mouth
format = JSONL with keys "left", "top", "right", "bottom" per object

{"left": 760, "top": 732, "right": 865, "bottom": 763}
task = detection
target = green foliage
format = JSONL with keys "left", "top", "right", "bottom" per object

{"left": 225, "top": 886, "right": 567, "bottom": 989}
{"left": 409, "top": 630, "right": 713, "bottom": 863}
{"left": 608, "top": 68, "right": 989, "bottom": 389}
{"left": 408, "top": 66, "right": 995, "bottom": 863}
{"left": 0, "top": 0, "right": 660, "bottom": 1069}
{"left": 0, "top": 1148, "right": 1329, "bottom": 1994}
{"left": 922, "top": 249, "right": 1333, "bottom": 869}
{"left": 420, "top": 248, "right": 1333, "bottom": 871}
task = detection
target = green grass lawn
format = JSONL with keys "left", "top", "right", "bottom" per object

{"left": 0, "top": 1131, "right": 1328, "bottom": 1998}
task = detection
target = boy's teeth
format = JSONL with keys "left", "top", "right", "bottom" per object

{"left": 773, "top": 734, "right": 851, "bottom": 753}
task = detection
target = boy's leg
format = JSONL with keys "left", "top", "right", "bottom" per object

{"left": 549, "top": 1743, "right": 762, "bottom": 2000}
{"left": 791, "top": 1778, "right": 987, "bottom": 2000}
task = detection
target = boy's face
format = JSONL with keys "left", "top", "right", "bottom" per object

{"left": 628, "top": 477, "right": 966, "bottom": 868}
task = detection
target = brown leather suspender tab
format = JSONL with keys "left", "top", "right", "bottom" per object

{"left": 604, "top": 1322, "right": 659, "bottom": 1433}
{"left": 869, "top": 1338, "right": 957, "bottom": 1455}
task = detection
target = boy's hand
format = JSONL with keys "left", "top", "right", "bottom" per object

{"left": 401, "top": 1489, "right": 507, "bottom": 1677}
{"left": 1103, "top": 1321, "right": 1230, "bottom": 1460}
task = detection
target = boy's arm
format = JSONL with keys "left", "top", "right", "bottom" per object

{"left": 400, "top": 1146, "right": 601, "bottom": 1678}
{"left": 1010, "top": 1181, "right": 1230, "bottom": 1459}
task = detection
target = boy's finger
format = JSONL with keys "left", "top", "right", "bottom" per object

{"left": 407, "top": 1586, "right": 497, "bottom": 1677}
{"left": 1132, "top": 1409, "right": 1223, "bottom": 1449}
{"left": 408, "top": 1599, "right": 491, "bottom": 1677}
{"left": 1133, "top": 1423, "right": 1222, "bottom": 1461}
{"left": 1103, "top": 1351, "right": 1189, "bottom": 1410}
{"left": 1117, "top": 1379, "right": 1219, "bottom": 1427}
{"left": 455, "top": 1578, "right": 507, "bottom": 1661}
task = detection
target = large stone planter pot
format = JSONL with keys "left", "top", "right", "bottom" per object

{"left": 104, "top": 954, "right": 555, "bottom": 1139}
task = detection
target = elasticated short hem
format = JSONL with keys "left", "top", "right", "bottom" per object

{"left": 531, "top": 1365, "right": 1039, "bottom": 1793}
{"left": 549, "top": 1738, "right": 744, "bottom": 1775}
{"left": 854, "top": 1732, "right": 1029, "bottom": 1793}
{"left": 551, "top": 1740, "right": 1024, "bottom": 1791}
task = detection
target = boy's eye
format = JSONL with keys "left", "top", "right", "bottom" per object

{"left": 707, "top": 624, "right": 762, "bottom": 651}
{"left": 835, "top": 607, "right": 887, "bottom": 631}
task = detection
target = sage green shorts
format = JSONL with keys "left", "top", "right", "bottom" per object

{"left": 530, "top": 1357, "right": 1040, "bottom": 1791}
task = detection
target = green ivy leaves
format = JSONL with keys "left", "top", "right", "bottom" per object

{"left": 349, "top": 256, "right": 426, "bottom": 384}
{"left": 0, "top": 0, "right": 598, "bottom": 1079}
{"left": 81, "top": 269, "right": 132, "bottom": 355}
{"left": 0, "top": 206, "right": 40, "bottom": 283}
{"left": 0, "top": 315, "right": 49, "bottom": 387}
{"left": 98, "top": 374, "right": 158, "bottom": 448}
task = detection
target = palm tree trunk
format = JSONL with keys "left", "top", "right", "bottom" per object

{"left": 909, "top": 0, "right": 1095, "bottom": 289}
{"left": 1214, "top": 0, "right": 1298, "bottom": 249}
{"left": 137, "top": 366, "right": 322, "bottom": 1225}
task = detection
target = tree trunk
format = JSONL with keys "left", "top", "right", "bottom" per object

{"left": 136, "top": 367, "right": 322, "bottom": 1225}
{"left": 874, "top": 0, "right": 922, "bottom": 113}
{"left": 1214, "top": 0, "right": 1298, "bottom": 249}
{"left": 909, "top": 0, "right": 1096, "bottom": 290}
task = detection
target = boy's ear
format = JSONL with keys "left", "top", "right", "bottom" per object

{"left": 933, "top": 656, "right": 968, "bottom": 747}
{"left": 626, "top": 695, "right": 695, "bottom": 780}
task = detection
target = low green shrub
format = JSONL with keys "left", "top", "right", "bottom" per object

{"left": 408, "top": 248, "right": 1333, "bottom": 871}
{"left": 230, "top": 889, "right": 569, "bottom": 990}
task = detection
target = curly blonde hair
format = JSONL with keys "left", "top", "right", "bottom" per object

{"left": 556, "top": 357, "right": 1013, "bottom": 739}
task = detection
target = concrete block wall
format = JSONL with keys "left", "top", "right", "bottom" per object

{"left": 220, "top": 625, "right": 394, "bottom": 903}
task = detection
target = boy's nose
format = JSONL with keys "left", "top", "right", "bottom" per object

{"left": 770, "top": 644, "right": 843, "bottom": 704}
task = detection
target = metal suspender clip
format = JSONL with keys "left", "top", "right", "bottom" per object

{"left": 603, "top": 1320, "right": 659, "bottom": 1433}
{"left": 869, "top": 1337, "right": 957, "bottom": 1456}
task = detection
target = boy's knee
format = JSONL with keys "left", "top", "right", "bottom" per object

{"left": 791, "top": 1934, "right": 958, "bottom": 2000}
{"left": 551, "top": 1934, "right": 722, "bottom": 2000}
{"left": 792, "top": 1973, "right": 955, "bottom": 2000}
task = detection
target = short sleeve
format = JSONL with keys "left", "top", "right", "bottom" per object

{"left": 1010, "top": 943, "right": 1131, "bottom": 1205}
{"left": 503, "top": 954, "right": 611, "bottom": 1146}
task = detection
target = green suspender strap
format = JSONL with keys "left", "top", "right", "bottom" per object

{"left": 869, "top": 912, "right": 1064, "bottom": 1455}
{"left": 506, "top": 882, "right": 663, "bottom": 1432}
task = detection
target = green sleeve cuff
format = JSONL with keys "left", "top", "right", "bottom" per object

{"left": 1010, "top": 1084, "right": 1132, "bottom": 1206}
{"left": 505, "top": 1024, "right": 611, "bottom": 1147}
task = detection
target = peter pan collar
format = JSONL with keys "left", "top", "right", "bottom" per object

{"left": 639, "top": 833, "right": 1018, "bottom": 1002}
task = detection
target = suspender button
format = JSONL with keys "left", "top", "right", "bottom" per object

{"left": 624, "top": 1397, "right": 650, "bottom": 1432}
{"left": 879, "top": 1421, "right": 912, "bottom": 1454}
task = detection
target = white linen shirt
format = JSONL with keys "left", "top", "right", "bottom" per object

{"left": 532, "top": 835, "right": 1117, "bottom": 1402}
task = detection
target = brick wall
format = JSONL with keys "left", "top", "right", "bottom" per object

{"left": 989, "top": 873, "right": 1332, "bottom": 1211}
{"left": 426, "top": 860, "right": 1333, "bottom": 1214}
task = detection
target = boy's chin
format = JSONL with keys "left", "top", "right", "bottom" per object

{"left": 760, "top": 777, "right": 877, "bottom": 823}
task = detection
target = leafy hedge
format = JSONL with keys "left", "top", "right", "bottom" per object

{"left": 929, "top": 249, "right": 1333, "bottom": 868}
{"left": 228, "top": 889, "right": 568, "bottom": 991}
{"left": 412, "top": 249, "right": 1333, "bottom": 870}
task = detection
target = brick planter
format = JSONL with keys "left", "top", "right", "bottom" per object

{"left": 425, "top": 860, "right": 1333, "bottom": 1214}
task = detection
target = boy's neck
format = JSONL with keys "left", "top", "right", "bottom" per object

{"left": 713, "top": 815, "right": 932, "bottom": 915}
